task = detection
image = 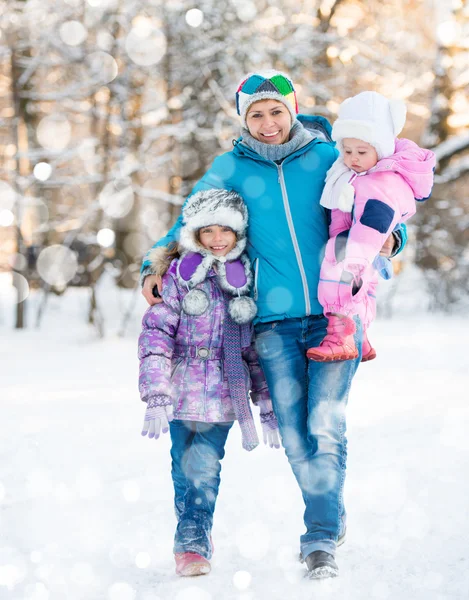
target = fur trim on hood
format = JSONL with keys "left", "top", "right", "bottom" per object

{"left": 145, "top": 246, "right": 174, "bottom": 277}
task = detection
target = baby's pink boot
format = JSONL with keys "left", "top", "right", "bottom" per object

{"left": 307, "top": 315, "right": 358, "bottom": 362}
{"left": 174, "top": 552, "right": 211, "bottom": 577}
{"left": 361, "top": 331, "right": 377, "bottom": 362}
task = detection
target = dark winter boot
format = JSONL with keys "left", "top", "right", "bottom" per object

{"left": 305, "top": 551, "right": 339, "bottom": 579}
{"left": 299, "top": 528, "right": 346, "bottom": 563}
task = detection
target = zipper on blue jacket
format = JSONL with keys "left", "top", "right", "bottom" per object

{"left": 253, "top": 259, "right": 259, "bottom": 301}
{"left": 277, "top": 164, "right": 311, "bottom": 315}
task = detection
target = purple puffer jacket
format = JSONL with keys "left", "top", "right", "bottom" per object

{"left": 138, "top": 259, "right": 270, "bottom": 423}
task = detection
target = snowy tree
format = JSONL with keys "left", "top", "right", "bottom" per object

{"left": 416, "top": 0, "right": 469, "bottom": 310}
{"left": 1, "top": 0, "right": 462, "bottom": 332}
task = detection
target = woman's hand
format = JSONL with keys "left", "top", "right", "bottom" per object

{"left": 142, "top": 274, "right": 163, "bottom": 305}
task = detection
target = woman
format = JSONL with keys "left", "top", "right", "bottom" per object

{"left": 141, "top": 70, "right": 403, "bottom": 579}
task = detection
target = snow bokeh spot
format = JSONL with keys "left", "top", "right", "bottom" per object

{"left": 99, "top": 180, "right": 134, "bottom": 219}
{"left": 265, "top": 286, "right": 294, "bottom": 314}
{"left": 299, "top": 153, "right": 321, "bottom": 172}
{"left": 233, "top": 570, "right": 252, "bottom": 590}
{"left": 254, "top": 329, "right": 283, "bottom": 360}
{"left": 0, "top": 209, "right": 14, "bottom": 226}
{"left": 0, "top": 181, "right": 17, "bottom": 212}
{"left": 37, "top": 115, "right": 71, "bottom": 151}
{"left": 236, "top": 521, "right": 270, "bottom": 561}
{"left": 123, "top": 232, "right": 146, "bottom": 259}
{"left": 97, "top": 30, "right": 114, "bottom": 51}
{"left": 242, "top": 176, "right": 266, "bottom": 198}
{"left": 108, "top": 581, "right": 136, "bottom": 600}
{"left": 97, "top": 228, "right": 115, "bottom": 248}
{"left": 135, "top": 552, "right": 151, "bottom": 569}
{"left": 59, "top": 21, "right": 87, "bottom": 46}
{"left": 121, "top": 480, "right": 140, "bottom": 503}
{"left": 33, "top": 163, "right": 52, "bottom": 182}
{"left": 87, "top": 0, "right": 118, "bottom": 8}
{"left": 8, "top": 252, "right": 27, "bottom": 271}
{"left": 185, "top": 9, "right": 204, "bottom": 28}
{"left": 174, "top": 586, "right": 212, "bottom": 600}
{"left": 10, "top": 272, "right": 30, "bottom": 303}
{"left": 37, "top": 245, "right": 78, "bottom": 287}
{"left": 273, "top": 375, "right": 302, "bottom": 404}
{"left": 125, "top": 23, "right": 167, "bottom": 66}
{"left": 88, "top": 51, "right": 118, "bottom": 85}
{"left": 235, "top": 0, "right": 257, "bottom": 22}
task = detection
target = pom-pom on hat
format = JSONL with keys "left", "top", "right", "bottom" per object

{"left": 236, "top": 70, "right": 298, "bottom": 128}
{"left": 332, "top": 91, "right": 407, "bottom": 159}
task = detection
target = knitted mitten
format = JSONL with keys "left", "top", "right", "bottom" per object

{"left": 257, "top": 399, "right": 281, "bottom": 449}
{"left": 141, "top": 396, "right": 174, "bottom": 439}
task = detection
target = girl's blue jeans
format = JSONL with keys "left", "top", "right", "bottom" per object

{"left": 169, "top": 420, "right": 233, "bottom": 559}
{"left": 255, "top": 315, "right": 361, "bottom": 559}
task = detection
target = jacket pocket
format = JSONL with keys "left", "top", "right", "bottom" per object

{"left": 170, "top": 358, "right": 184, "bottom": 379}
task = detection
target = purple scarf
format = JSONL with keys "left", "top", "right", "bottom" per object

{"left": 222, "top": 295, "right": 259, "bottom": 451}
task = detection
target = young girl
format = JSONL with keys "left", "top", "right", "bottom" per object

{"left": 307, "top": 91, "right": 436, "bottom": 363}
{"left": 138, "top": 188, "right": 279, "bottom": 577}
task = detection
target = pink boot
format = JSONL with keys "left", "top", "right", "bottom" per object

{"left": 361, "top": 331, "right": 377, "bottom": 362}
{"left": 307, "top": 315, "right": 358, "bottom": 362}
{"left": 174, "top": 552, "right": 211, "bottom": 577}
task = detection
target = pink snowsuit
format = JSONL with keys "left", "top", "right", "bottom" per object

{"left": 318, "top": 138, "right": 435, "bottom": 329}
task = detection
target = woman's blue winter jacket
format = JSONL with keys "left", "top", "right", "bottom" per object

{"left": 142, "top": 115, "right": 405, "bottom": 323}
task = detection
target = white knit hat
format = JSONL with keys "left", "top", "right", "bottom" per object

{"left": 332, "top": 91, "right": 407, "bottom": 159}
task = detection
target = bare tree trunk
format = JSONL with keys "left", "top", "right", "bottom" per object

{"left": 10, "top": 46, "right": 31, "bottom": 329}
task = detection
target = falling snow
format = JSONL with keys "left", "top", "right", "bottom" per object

{"left": 1, "top": 280, "right": 469, "bottom": 599}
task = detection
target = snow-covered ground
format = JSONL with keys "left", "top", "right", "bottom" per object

{"left": 1, "top": 276, "right": 469, "bottom": 600}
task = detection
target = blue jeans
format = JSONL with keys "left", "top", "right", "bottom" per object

{"left": 255, "top": 315, "right": 362, "bottom": 558}
{"left": 170, "top": 420, "right": 233, "bottom": 559}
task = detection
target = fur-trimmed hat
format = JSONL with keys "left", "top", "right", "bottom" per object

{"left": 236, "top": 70, "right": 298, "bottom": 128}
{"left": 176, "top": 189, "right": 256, "bottom": 325}
{"left": 332, "top": 91, "right": 407, "bottom": 159}
{"left": 179, "top": 189, "right": 248, "bottom": 261}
